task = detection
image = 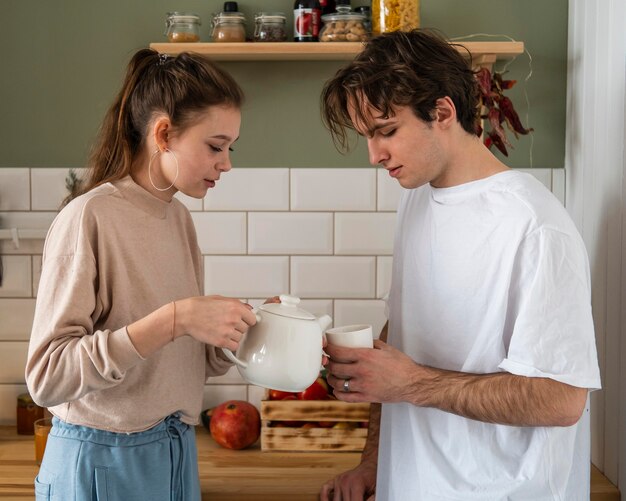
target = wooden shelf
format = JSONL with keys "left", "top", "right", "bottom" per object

{"left": 150, "top": 41, "right": 524, "bottom": 63}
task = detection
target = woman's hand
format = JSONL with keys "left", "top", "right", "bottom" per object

{"left": 175, "top": 295, "right": 257, "bottom": 351}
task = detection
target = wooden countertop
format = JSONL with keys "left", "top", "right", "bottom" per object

{"left": 0, "top": 425, "right": 358, "bottom": 500}
{"left": 0, "top": 426, "right": 619, "bottom": 500}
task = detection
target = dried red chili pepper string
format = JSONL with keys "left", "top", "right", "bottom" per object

{"left": 451, "top": 33, "right": 534, "bottom": 164}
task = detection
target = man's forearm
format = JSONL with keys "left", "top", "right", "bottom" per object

{"left": 410, "top": 366, "right": 588, "bottom": 427}
{"left": 361, "top": 402, "right": 380, "bottom": 466}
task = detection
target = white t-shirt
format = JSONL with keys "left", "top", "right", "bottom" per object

{"left": 378, "top": 170, "right": 601, "bottom": 500}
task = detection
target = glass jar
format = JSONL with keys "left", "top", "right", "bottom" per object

{"left": 371, "top": 0, "right": 419, "bottom": 35}
{"left": 353, "top": 6, "right": 371, "bottom": 35}
{"left": 211, "top": 12, "right": 247, "bottom": 42}
{"left": 16, "top": 393, "right": 44, "bottom": 435}
{"left": 254, "top": 12, "right": 287, "bottom": 42}
{"left": 164, "top": 12, "right": 201, "bottom": 43}
{"left": 320, "top": 4, "right": 368, "bottom": 42}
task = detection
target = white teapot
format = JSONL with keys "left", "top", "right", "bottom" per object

{"left": 222, "top": 295, "right": 332, "bottom": 392}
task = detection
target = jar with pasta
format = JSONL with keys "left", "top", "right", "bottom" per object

{"left": 371, "top": 0, "right": 419, "bottom": 35}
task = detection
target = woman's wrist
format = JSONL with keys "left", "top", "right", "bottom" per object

{"left": 171, "top": 298, "right": 187, "bottom": 340}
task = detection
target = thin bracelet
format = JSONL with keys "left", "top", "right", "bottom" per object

{"left": 171, "top": 301, "right": 177, "bottom": 342}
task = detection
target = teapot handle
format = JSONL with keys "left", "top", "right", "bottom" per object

{"left": 220, "top": 312, "right": 262, "bottom": 368}
{"left": 221, "top": 348, "right": 248, "bottom": 368}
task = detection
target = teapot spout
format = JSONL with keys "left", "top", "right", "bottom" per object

{"left": 317, "top": 314, "right": 332, "bottom": 332}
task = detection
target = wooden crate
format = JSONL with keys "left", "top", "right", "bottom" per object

{"left": 260, "top": 399, "right": 370, "bottom": 452}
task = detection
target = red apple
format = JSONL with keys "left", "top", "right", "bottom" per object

{"left": 209, "top": 400, "right": 260, "bottom": 450}
{"left": 268, "top": 389, "right": 298, "bottom": 400}
{"left": 317, "top": 421, "right": 335, "bottom": 428}
{"left": 297, "top": 376, "right": 330, "bottom": 401}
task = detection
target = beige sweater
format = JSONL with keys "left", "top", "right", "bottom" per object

{"left": 25, "top": 176, "right": 232, "bottom": 433}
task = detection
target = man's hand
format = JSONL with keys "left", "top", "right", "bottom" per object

{"left": 325, "top": 339, "right": 419, "bottom": 404}
{"left": 320, "top": 460, "right": 377, "bottom": 501}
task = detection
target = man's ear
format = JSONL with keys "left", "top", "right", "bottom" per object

{"left": 151, "top": 115, "right": 171, "bottom": 152}
{"left": 434, "top": 97, "right": 457, "bottom": 129}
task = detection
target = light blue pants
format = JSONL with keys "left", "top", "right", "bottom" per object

{"left": 34, "top": 415, "right": 201, "bottom": 501}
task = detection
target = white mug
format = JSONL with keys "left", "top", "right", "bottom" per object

{"left": 325, "top": 324, "right": 374, "bottom": 348}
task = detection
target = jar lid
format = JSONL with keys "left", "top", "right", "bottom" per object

{"left": 224, "top": 1, "right": 239, "bottom": 12}
{"left": 258, "top": 294, "right": 317, "bottom": 320}
{"left": 166, "top": 11, "right": 201, "bottom": 23}
{"left": 17, "top": 393, "right": 35, "bottom": 406}
{"left": 254, "top": 12, "right": 286, "bottom": 22}
{"left": 213, "top": 11, "right": 246, "bottom": 23}
{"left": 321, "top": 10, "right": 365, "bottom": 22}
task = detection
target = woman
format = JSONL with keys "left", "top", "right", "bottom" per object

{"left": 26, "top": 49, "right": 260, "bottom": 500}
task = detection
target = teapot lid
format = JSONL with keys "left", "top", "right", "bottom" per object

{"left": 258, "top": 294, "right": 316, "bottom": 320}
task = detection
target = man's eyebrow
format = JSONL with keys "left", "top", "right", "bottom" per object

{"left": 363, "top": 121, "right": 395, "bottom": 138}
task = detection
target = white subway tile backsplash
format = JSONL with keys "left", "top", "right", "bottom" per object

{"left": 30, "top": 168, "right": 72, "bottom": 210}
{"left": 291, "top": 256, "right": 375, "bottom": 298}
{"left": 205, "top": 256, "right": 289, "bottom": 298}
{"left": 247, "top": 385, "right": 266, "bottom": 410}
{"left": 0, "top": 168, "right": 30, "bottom": 211}
{"left": 192, "top": 212, "right": 246, "bottom": 254}
{"left": 0, "top": 256, "right": 32, "bottom": 298}
{"left": 175, "top": 191, "right": 203, "bottom": 211}
{"left": 333, "top": 300, "right": 387, "bottom": 339}
{"left": 0, "top": 166, "right": 567, "bottom": 424}
{"left": 202, "top": 384, "right": 247, "bottom": 411}
{"left": 335, "top": 213, "right": 396, "bottom": 255}
{"left": 291, "top": 168, "right": 376, "bottom": 211}
{"left": 204, "top": 168, "right": 289, "bottom": 211}
{"left": 0, "top": 299, "right": 36, "bottom": 341}
{"left": 0, "top": 212, "right": 55, "bottom": 255}
{"left": 376, "top": 257, "right": 393, "bottom": 299}
{"left": 377, "top": 169, "right": 405, "bottom": 211}
{"left": 248, "top": 213, "right": 333, "bottom": 255}
{"left": 0, "top": 384, "right": 28, "bottom": 425}
{"left": 0, "top": 341, "right": 28, "bottom": 383}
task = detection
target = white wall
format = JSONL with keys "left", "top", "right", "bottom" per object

{"left": 0, "top": 166, "right": 563, "bottom": 424}
{"left": 566, "top": 0, "right": 626, "bottom": 486}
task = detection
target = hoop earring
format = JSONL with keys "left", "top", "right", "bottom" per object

{"left": 148, "top": 148, "right": 179, "bottom": 192}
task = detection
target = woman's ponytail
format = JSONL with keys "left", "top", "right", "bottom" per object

{"left": 70, "top": 49, "right": 243, "bottom": 201}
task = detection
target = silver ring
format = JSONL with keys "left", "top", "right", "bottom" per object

{"left": 343, "top": 379, "right": 350, "bottom": 393}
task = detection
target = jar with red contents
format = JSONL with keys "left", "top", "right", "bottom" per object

{"left": 294, "top": 0, "right": 321, "bottom": 41}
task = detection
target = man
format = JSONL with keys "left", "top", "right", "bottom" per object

{"left": 320, "top": 30, "right": 601, "bottom": 500}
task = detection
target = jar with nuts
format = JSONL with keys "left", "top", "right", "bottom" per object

{"left": 319, "top": 1, "right": 368, "bottom": 42}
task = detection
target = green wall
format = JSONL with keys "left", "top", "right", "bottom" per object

{"left": 1, "top": 0, "right": 567, "bottom": 168}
